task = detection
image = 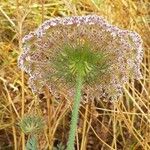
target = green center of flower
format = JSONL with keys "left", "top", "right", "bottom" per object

{"left": 53, "top": 43, "right": 109, "bottom": 84}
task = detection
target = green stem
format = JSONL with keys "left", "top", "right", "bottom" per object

{"left": 26, "top": 135, "right": 38, "bottom": 150}
{"left": 67, "top": 75, "right": 83, "bottom": 150}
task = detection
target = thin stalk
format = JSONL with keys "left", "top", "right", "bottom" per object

{"left": 26, "top": 135, "right": 38, "bottom": 150}
{"left": 67, "top": 75, "right": 83, "bottom": 150}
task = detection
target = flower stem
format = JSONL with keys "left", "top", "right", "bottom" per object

{"left": 26, "top": 135, "right": 38, "bottom": 150}
{"left": 67, "top": 75, "right": 83, "bottom": 150}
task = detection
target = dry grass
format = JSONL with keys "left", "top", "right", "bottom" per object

{"left": 0, "top": 0, "right": 150, "bottom": 150}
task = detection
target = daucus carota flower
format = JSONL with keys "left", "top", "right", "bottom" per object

{"left": 18, "top": 15, "right": 143, "bottom": 101}
{"left": 18, "top": 15, "right": 143, "bottom": 150}
{"left": 19, "top": 115, "right": 44, "bottom": 150}
{"left": 19, "top": 115, "right": 44, "bottom": 134}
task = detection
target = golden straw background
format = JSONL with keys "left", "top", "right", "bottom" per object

{"left": 0, "top": 0, "right": 149, "bottom": 149}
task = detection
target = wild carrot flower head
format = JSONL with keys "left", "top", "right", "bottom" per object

{"left": 19, "top": 115, "right": 44, "bottom": 134}
{"left": 18, "top": 15, "right": 143, "bottom": 101}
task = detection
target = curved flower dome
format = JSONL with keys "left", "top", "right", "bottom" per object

{"left": 18, "top": 15, "right": 143, "bottom": 101}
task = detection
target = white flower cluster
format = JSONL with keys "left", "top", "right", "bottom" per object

{"left": 18, "top": 15, "right": 143, "bottom": 101}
